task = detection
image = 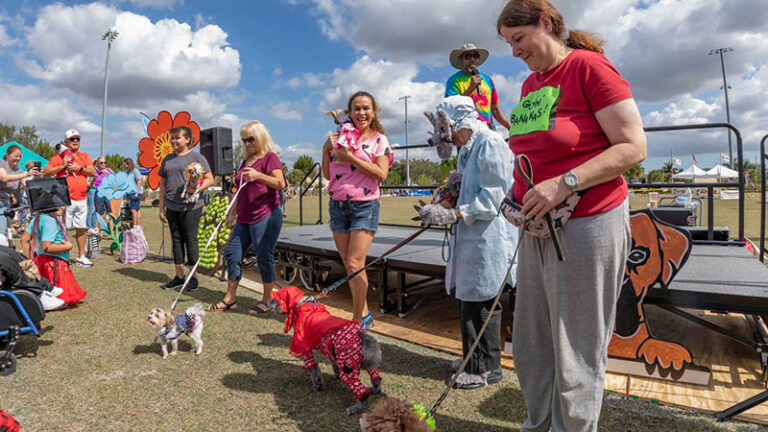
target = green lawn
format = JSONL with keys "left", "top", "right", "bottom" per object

{"left": 1, "top": 198, "right": 766, "bottom": 431}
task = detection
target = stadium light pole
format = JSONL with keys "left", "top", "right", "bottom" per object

{"left": 100, "top": 29, "right": 119, "bottom": 158}
{"left": 399, "top": 95, "right": 411, "bottom": 186}
{"left": 709, "top": 47, "right": 734, "bottom": 169}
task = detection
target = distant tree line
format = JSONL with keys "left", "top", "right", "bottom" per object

{"left": 0, "top": 122, "right": 130, "bottom": 172}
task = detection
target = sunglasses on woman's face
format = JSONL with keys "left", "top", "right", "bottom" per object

{"left": 463, "top": 52, "right": 481, "bottom": 60}
{"left": 241, "top": 136, "right": 256, "bottom": 144}
{"left": 69, "top": 137, "right": 81, "bottom": 142}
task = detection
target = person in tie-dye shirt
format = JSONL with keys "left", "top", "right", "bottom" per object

{"left": 445, "top": 43, "right": 511, "bottom": 131}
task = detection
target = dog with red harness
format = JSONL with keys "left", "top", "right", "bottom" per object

{"left": 269, "top": 286, "right": 382, "bottom": 415}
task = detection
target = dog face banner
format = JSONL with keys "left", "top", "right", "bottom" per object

{"left": 137, "top": 110, "right": 200, "bottom": 190}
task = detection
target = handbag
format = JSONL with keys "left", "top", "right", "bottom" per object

{"left": 499, "top": 155, "right": 580, "bottom": 261}
{"left": 120, "top": 226, "right": 148, "bottom": 264}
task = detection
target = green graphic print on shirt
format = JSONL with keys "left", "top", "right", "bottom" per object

{"left": 508, "top": 86, "right": 560, "bottom": 137}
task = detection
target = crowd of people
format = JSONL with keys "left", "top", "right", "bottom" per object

{"left": 1, "top": 1, "right": 649, "bottom": 430}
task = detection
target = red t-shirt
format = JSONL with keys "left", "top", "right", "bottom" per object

{"left": 508, "top": 49, "right": 633, "bottom": 218}
{"left": 46, "top": 151, "right": 93, "bottom": 201}
{"left": 235, "top": 152, "right": 283, "bottom": 224}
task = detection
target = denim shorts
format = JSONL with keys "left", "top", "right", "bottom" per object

{"left": 329, "top": 199, "right": 380, "bottom": 233}
{"left": 129, "top": 194, "right": 142, "bottom": 211}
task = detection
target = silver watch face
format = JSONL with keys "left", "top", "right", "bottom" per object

{"left": 564, "top": 172, "right": 578, "bottom": 190}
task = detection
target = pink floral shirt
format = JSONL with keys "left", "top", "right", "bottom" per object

{"left": 327, "top": 133, "right": 393, "bottom": 202}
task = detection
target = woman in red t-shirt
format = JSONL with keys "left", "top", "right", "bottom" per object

{"left": 498, "top": 1, "right": 647, "bottom": 430}
{"left": 208, "top": 121, "right": 285, "bottom": 314}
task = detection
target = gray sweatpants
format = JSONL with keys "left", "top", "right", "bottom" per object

{"left": 514, "top": 201, "right": 630, "bottom": 432}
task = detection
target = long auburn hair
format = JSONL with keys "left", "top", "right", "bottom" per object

{"left": 347, "top": 91, "right": 386, "bottom": 135}
{"left": 496, "top": 0, "right": 604, "bottom": 54}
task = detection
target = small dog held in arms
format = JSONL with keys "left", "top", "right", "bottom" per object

{"left": 146, "top": 304, "right": 206, "bottom": 359}
{"left": 325, "top": 108, "right": 361, "bottom": 153}
{"left": 180, "top": 162, "right": 204, "bottom": 203}
{"left": 269, "top": 286, "right": 382, "bottom": 415}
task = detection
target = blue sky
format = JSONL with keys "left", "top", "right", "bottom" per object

{"left": 1, "top": 0, "right": 767, "bottom": 172}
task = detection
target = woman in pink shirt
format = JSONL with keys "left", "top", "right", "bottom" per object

{"left": 322, "top": 91, "right": 393, "bottom": 329}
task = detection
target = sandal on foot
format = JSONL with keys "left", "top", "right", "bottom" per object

{"left": 247, "top": 301, "right": 271, "bottom": 315}
{"left": 207, "top": 300, "right": 237, "bottom": 312}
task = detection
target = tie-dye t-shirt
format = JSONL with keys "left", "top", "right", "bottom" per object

{"left": 328, "top": 133, "right": 393, "bottom": 202}
{"left": 445, "top": 71, "right": 500, "bottom": 126}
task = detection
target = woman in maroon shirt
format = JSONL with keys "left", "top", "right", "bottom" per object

{"left": 208, "top": 121, "right": 285, "bottom": 314}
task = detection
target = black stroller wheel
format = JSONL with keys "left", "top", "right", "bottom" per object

{"left": 0, "top": 351, "right": 17, "bottom": 376}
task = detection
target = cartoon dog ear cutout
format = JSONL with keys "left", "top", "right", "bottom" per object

{"left": 629, "top": 209, "right": 692, "bottom": 290}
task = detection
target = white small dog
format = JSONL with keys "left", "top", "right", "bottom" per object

{"left": 146, "top": 304, "right": 206, "bottom": 359}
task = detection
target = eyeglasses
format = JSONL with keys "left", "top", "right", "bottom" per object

{"left": 463, "top": 52, "right": 481, "bottom": 60}
{"left": 241, "top": 136, "right": 256, "bottom": 144}
{"left": 69, "top": 137, "right": 81, "bottom": 142}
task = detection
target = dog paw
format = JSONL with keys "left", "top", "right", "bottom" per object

{"left": 370, "top": 379, "right": 382, "bottom": 394}
{"left": 309, "top": 367, "right": 325, "bottom": 391}
{"left": 638, "top": 339, "right": 692, "bottom": 370}
{"left": 195, "top": 348, "right": 203, "bottom": 356}
{"left": 346, "top": 401, "right": 364, "bottom": 416}
{"left": 162, "top": 354, "right": 168, "bottom": 360}
{"left": 170, "top": 351, "right": 177, "bottom": 356}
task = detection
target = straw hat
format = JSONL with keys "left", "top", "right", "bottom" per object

{"left": 449, "top": 43, "right": 489, "bottom": 70}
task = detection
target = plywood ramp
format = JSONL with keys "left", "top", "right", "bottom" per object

{"left": 241, "top": 269, "right": 768, "bottom": 425}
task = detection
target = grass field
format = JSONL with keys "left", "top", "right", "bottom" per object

{"left": 1, "top": 195, "right": 766, "bottom": 431}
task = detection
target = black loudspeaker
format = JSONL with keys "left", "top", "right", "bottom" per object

{"left": 199, "top": 126, "right": 234, "bottom": 176}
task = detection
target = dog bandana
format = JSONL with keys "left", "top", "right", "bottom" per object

{"left": 161, "top": 312, "right": 200, "bottom": 340}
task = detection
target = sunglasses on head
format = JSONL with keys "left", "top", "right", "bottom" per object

{"left": 463, "top": 52, "right": 481, "bottom": 60}
{"left": 241, "top": 136, "right": 256, "bottom": 144}
{"left": 69, "top": 137, "right": 81, "bottom": 142}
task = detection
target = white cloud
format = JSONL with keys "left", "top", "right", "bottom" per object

{"left": 0, "top": 24, "right": 16, "bottom": 47}
{"left": 273, "top": 67, "right": 282, "bottom": 76}
{"left": 320, "top": 56, "right": 444, "bottom": 143}
{"left": 121, "top": 0, "right": 184, "bottom": 8}
{"left": 270, "top": 102, "right": 304, "bottom": 121}
{"left": 0, "top": 79, "right": 100, "bottom": 140}
{"left": 21, "top": 3, "right": 241, "bottom": 105}
{"left": 280, "top": 143, "right": 322, "bottom": 167}
{"left": 302, "top": 0, "right": 510, "bottom": 64}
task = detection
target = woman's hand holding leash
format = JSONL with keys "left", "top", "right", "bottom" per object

{"left": 521, "top": 175, "right": 572, "bottom": 221}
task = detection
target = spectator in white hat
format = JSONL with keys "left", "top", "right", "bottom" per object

{"left": 42, "top": 129, "right": 96, "bottom": 267}
{"left": 445, "top": 43, "right": 511, "bottom": 132}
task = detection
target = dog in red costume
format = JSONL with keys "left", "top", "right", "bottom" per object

{"left": 269, "top": 286, "right": 383, "bottom": 415}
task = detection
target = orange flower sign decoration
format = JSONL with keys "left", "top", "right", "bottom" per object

{"left": 138, "top": 110, "right": 200, "bottom": 190}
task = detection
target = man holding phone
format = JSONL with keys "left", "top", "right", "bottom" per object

{"left": 445, "top": 43, "right": 510, "bottom": 132}
{"left": 43, "top": 129, "right": 96, "bottom": 267}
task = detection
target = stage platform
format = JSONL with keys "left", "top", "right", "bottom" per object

{"left": 274, "top": 224, "right": 448, "bottom": 316}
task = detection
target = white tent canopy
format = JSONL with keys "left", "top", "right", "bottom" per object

{"left": 672, "top": 164, "right": 708, "bottom": 179}
{"left": 704, "top": 164, "right": 740, "bottom": 178}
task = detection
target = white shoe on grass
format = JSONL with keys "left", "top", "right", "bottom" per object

{"left": 40, "top": 291, "right": 65, "bottom": 311}
{"left": 75, "top": 256, "right": 93, "bottom": 267}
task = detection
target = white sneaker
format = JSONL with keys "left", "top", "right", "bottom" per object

{"left": 50, "top": 286, "right": 64, "bottom": 297}
{"left": 39, "top": 291, "right": 65, "bottom": 311}
{"left": 75, "top": 256, "right": 93, "bottom": 267}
